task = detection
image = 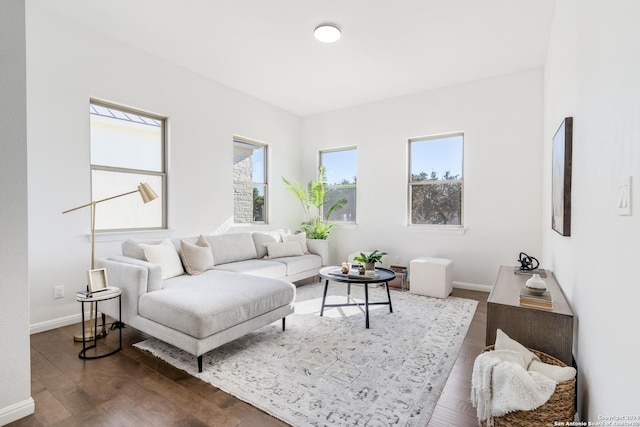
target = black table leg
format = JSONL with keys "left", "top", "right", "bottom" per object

{"left": 385, "top": 281, "right": 393, "bottom": 313}
{"left": 80, "top": 301, "right": 86, "bottom": 355}
{"left": 364, "top": 283, "right": 370, "bottom": 329}
{"left": 320, "top": 279, "right": 329, "bottom": 316}
{"left": 118, "top": 295, "right": 122, "bottom": 350}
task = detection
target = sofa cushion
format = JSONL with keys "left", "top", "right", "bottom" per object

{"left": 139, "top": 239, "right": 185, "bottom": 279}
{"left": 252, "top": 232, "right": 278, "bottom": 259}
{"left": 212, "top": 259, "right": 287, "bottom": 278}
{"left": 205, "top": 233, "right": 258, "bottom": 265}
{"left": 265, "top": 241, "right": 304, "bottom": 259}
{"left": 180, "top": 235, "right": 214, "bottom": 275}
{"left": 122, "top": 238, "right": 183, "bottom": 260}
{"left": 272, "top": 254, "right": 322, "bottom": 276}
{"left": 139, "top": 270, "right": 295, "bottom": 339}
{"left": 282, "top": 232, "right": 309, "bottom": 253}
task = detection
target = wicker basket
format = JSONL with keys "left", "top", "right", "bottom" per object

{"left": 479, "top": 345, "right": 576, "bottom": 427}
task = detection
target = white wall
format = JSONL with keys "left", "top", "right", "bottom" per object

{"left": 302, "top": 68, "right": 545, "bottom": 287}
{"left": 26, "top": 4, "right": 302, "bottom": 330}
{"left": 544, "top": 0, "right": 640, "bottom": 419}
{"left": 0, "top": 0, "right": 35, "bottom": 424}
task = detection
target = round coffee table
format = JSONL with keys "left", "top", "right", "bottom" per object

{"left": 318, "top": 266, "right": 395, "bottom": 329}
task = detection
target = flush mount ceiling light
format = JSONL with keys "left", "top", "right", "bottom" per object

{"left": 314, "top": 24, "right": 341, "bottom": 43}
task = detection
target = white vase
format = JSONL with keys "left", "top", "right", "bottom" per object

{"left": 525, "top": 273, "right": 547, "bottom": 295}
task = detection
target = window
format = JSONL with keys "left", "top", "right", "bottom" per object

{"left": 233, "top": 137, "right": 268, "bottom": 224}
{"left": 89, "top": 101, "right": 166, "bottom": 231}
{"left": 409, "top": 133, "right": 463, "bottom": 226}
{"left": 320, "top": 147, "right": 357, "bottom": 222}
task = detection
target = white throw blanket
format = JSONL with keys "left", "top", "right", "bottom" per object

{"left": 471, "top": 349, "right": 556, "bottom": 426}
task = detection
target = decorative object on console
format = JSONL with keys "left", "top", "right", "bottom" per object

{"left": 517, "top": 252, "right": 539, "bottom": 271}
{"left": 552, "top": 116, "right": 573, "bottom": 236}
{"left": 353, "top": 249, "right": 388, "bottom": 271}
{"left": 281, "top": 166, "right": 347, "bottom": 239}
{"left": 515, "top": 252, "right": 547, "bottom": 277}
{"left": 525, "top": 273, "right": 547, "bottom": 295}
{"left": 63, "top": 182, "right": 158, "bottom": 342}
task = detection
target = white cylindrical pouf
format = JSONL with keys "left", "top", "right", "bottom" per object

{"left": 409, "top": 257, "right": 453, "bottom": 298}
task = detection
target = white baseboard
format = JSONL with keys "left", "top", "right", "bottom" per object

{"left": 30, "top": 312, "right": 83, "bottom": 335}
{"left": 453, "top": 281, "right": 492, "bottom": 293}
{"left": 0, "top": 397, "right": 35, "bottom": 425}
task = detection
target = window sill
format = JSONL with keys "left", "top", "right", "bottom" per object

{"left": 406, "top": 225, "right": 466, "bottom": 235}
{"left": 91, "top": 229, "right": 174, "bottom": 243}
{"left": 331, "top": 222, "right": 358, "bottom": 230}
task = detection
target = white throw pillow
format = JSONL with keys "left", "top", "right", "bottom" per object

{"left": 529, "top": 359, "right": 576, "bottom": 383}
{"left": 252, "top": 232, "right": 278, "bottom": 259}
{"left": 282, "top": 232, "right": 308, "bottom": 254}
{"left": 494, "top": 329, "right": 539, "bottom": 368}
{"left": 140, "top": 239, "right": 185, "bottom": 279}
{"left": 180, "top": 235, "right": 214, "bottom": 275}
{"left": 265, "top": 241, "right": 304, "bottom": 259}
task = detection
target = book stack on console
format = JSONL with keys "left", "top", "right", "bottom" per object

{"left": 77, "top": 287, "right": 119, "bottom": 299}
{"left": 519, "top": 287, "right": 553, "bottom": 309}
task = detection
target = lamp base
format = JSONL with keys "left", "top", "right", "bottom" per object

{"left": 73, "top": 326, "right": 108, "bottom": 342}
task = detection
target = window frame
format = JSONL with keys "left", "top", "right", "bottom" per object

{"left": 89, "top": 99, "right": 167, "bottom": 232}
{"left": 233, "top": 135, "right": 269, "bottom": 225}
{"left": 319, "top": 146, "right": 357, "bottom": 224}
{"left": 407, "top": 132, "right": 464, "bottom": 228}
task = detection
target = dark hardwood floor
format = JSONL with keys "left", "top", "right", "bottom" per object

{"left": 10, "top": 288, "right": 487, "bottom": 427}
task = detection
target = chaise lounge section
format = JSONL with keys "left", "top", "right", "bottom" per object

{"left": 97, "top": 231, "right": 327, "bottom": 371}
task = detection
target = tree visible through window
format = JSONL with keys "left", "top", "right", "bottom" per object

{"left": 233, "top": 137, "right": 268, "bottom": 224}
{"left": 409, "top": 134, "right": 463, "bottom": 226}
{"left": 320, "top": 147, "right": 357, "bottom": 222}
{"left": 89, "top": 101, "right": 166, "bottom": 231}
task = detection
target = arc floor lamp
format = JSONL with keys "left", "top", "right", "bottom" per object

{"left": 63, "top": 182, "right": 158, "bottom": 341}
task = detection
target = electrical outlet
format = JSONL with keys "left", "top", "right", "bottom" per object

{"left": 54, "top": 285, "right": 64, "bottom": 299}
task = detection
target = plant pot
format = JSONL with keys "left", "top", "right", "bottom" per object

{"left": 306, "top": 239, "right": 329, "bottom": 266}
{"left": 364, "top": 262, "right": 375, "bottom": 271}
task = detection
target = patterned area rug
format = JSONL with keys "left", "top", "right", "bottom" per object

{"left": 134, "top": 282, "right": 477, "bottom": 426}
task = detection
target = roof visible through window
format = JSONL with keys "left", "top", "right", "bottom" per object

{"left": 89, "top": 103, "right": 161, "bottom": 127}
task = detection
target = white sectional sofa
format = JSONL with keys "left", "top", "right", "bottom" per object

{"left": 97, "top": 231, "right": 328, "bottom": 372}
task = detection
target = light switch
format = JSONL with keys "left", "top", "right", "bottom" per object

{"left": 618, "top": 176, "right": 632, "bottom": 216}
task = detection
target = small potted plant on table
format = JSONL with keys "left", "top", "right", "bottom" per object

{"left": 353, "top": 250, "right": 388, "bottom": 273}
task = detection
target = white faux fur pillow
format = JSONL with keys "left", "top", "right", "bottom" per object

{"left": 140, "top": 239, "right": 185, "bottom": 279}
{"left": 180, "top": 235, "right": 214, "bottom": 275}
{"left": 265, "top": 241, "right": 304, "bottom": 259}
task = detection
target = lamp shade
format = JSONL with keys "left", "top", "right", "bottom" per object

{"left": 138, "top": 182, "right": 158, "bottom": 203}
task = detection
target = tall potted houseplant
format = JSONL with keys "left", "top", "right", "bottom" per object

{"left": 282, "top": 166, "right": 347, "bottom": 240}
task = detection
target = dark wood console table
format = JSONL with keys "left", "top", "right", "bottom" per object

{"left": 486, "top": 265, "right": 575, "bottom": 366}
